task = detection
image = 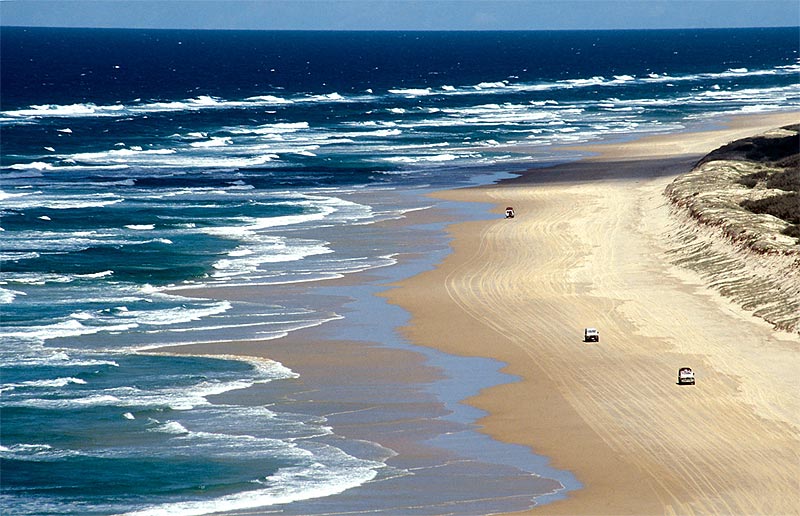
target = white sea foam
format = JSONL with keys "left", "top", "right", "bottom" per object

{"left": 0, "top": 252, "right": 41, "bottom": 263}
{"left": 244, "top": 94, "right": 294, "bottom": 104}
{"left": 0, "top": 189, "right": 37, "bottom": 200}
{"left": 2, "top": 61, "right": 794, "bottom": 128}
{"left": 305, "top": 92, "right": 345, "bottom": 102}
{"left": 5, "top": 394, "right": 123, "bottom": 410}
{"left": 2, "top": 103, "right": 122, "bottom": 118}
{"left": 0, "top": 287, "right": 24, "bottom": 304}
{"left": 6, "top": 377, "right": 245, "bottom": 411}
{"left": 76, "top": 270, "right": 115, "bottom": 279}
{"left": 113, "top": 300, "right": 232, "bottom": 327}
{"left": 1, "top": 191, "right": 124, "bottom": 210}
{"left": 9, "top": 161, "right": 55, "bottom": 170}
{"left": 1, "top": 318, "right": 140, "bottom": 343}
{"left": 388, "top": 87, "right": 433, "bottom": 97}
{"left": 382, "top": 153, "right": 468, "bottom": 164}
{"left": 72, "top": 147, "right": 176, "bottom": 161}
{"left": 211, "top": 238, "right": 333, "bottom": 279}
{"left": 476, "top": 81, "right": 509, "bottom": 89}
{"left": 0, "top": 376, "right": 87, "bottom": 393}
{"left": 190, "top": 137, "right": 232, "bottom": 148}
{"left": 342, "top": 128, "right": 403, "bottom": 138}
{"left": 420, "top": 63, "right": 800, "bottom": 99}
{"left": 0, "top": 443, "right": 82, "bottom": 461}
{"left": 121, "top": 449, "right": 380, "bottom": 516}
{"left": 0, "top": 350, "right": 120, "bottom": 369}
{"left": 66, "top": 360, "right": 291, "bottom": 412}
{"left": 153, "top": 421, "right": 191, "bottom": 434}
{"left": 228, "top": 121, "right": 310, "bottom": 135}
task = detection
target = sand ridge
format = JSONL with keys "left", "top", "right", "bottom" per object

{"left": 384, "top": 112, "right": 800, "bottom": 515}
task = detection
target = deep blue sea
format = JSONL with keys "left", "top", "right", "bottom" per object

{"left": 1, "top": 27, "right": 798, "bottom": 515}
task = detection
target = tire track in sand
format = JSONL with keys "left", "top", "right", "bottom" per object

{"left": 436, "top": 171, "right": 800, "bottom": 514}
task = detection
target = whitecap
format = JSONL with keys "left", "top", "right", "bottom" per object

{"left": 153, "top": 421, "right": 191, "bottom": 434}
{"left": 229, "top": 122, "right": 309, "bottom": 135}
{"left": 1, "top": 377, "right": 87, "bottom": 393}
{"left": 76, "top": 270, "right": 114, "bottom": 279}
{"left": 388, "top": 87, "right": 433, "bottom": 97}
{"left": 0, "top": 252, "right": 40, "bottom": 263}
{"left": 115, "top": 300, "right": 232, "bottom": 327}
{"left": 0, "top": 189, "right": 36, "bottom": 200}
{"left": 121, "top": 454, "right": 380, "bottom": 516}
{"left": 5, "top": 394, "right": 122, "bottom": 410}
{"left": 1, "top": 318, "right": 139, "bottom": 343}
{"left": 244, "top": 94, "right": 294, "bottom": 104}
{"left": 479, "top": 81, "right": 509, "bottom": 89}
{"left": 189, "top": 136, "right": 232, "bottom": 148}
{"left": 9, "top": 161, "right": 54, "bottom": 170}
{"left": 0, "top": 287, "right": 23, "bottom": 304}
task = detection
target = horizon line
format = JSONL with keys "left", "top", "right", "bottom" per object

{"left": 3, "top": 25, "right": 799, "bottom": 32}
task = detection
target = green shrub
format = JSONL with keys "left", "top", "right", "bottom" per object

{"left": 744, "top": 134, "right": 800, "bottom": 162}
{"left": 775, "top": 153, "right": 800, "bottom": 169}
{"left": 766, "top": 167, "right": 800, "bottom": 192}
{"left": 740, "top": 192, "right": 800, "bottom": 224}
{"left": 782, "top": 224, "right": 800, "bottom": 239}
{"left": 738, "top": 170, "right": 769, "bottom": 188}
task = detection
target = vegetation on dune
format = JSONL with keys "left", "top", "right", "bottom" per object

{"left": 665, "top": 123, "right": 800, "bottom": 333}
{"left": 741, "top": 193, "right": 800, "bottom": 224}
{"left": 699, "top": 124, "right": 799, "bottom": 166}
{"left": 734, "top": 127, "right": 800, "bottom": 240}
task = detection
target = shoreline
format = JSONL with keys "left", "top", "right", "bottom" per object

{"left": 383, "top": 110, "right": 799, "bottom": 514}
{"left": 148, "top": 110, "right": 798, "bottom": 514}
{"left": 150, "top": 188, "right": 578, "bottom": 514}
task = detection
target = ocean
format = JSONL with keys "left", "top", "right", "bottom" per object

{"left": 1, "top": 27, "right": 798, "bottom": 515}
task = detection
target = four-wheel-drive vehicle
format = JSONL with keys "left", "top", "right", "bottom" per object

{"left": 505, "top": 207, "right": 515, "bottom": 218}
{"left": 583, "top": 328, "right": 599, "bottom": 342}
{"left": 678, "top": 367, "right": 695, "bottom": 385}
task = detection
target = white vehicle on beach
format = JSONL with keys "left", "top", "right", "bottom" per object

{"left": 505, "top": 206, "right": 515, "bottom": 218}
{"left": 678, "top": 367, "right": 695, "bottom": 385}
{"left": 583, "top": 328, "right": 599, "bottom": 342}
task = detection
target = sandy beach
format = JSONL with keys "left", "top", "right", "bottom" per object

{"left": 384, "top": 111, "right": 800, "bottom": 515}
{"left": 153, "top": 112, "right": 799, "bottom": 515}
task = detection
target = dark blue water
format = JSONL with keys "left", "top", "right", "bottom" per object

{"left": 1, "top": 27, "right": 798, "bottom": 515}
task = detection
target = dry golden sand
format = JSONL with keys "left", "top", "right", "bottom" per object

{"left": 383, "top": 112, "right": 800, "bottom": 515}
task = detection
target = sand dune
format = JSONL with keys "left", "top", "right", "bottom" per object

{"left": 385, "top": 112, "right": 800, "bottom": 514}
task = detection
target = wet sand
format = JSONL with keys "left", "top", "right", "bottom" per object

{"left": 383, "top": 111, "right": 800, "bottom": 514}
{"left": 156, "top": 208, "right": 573, "bottom": 514}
